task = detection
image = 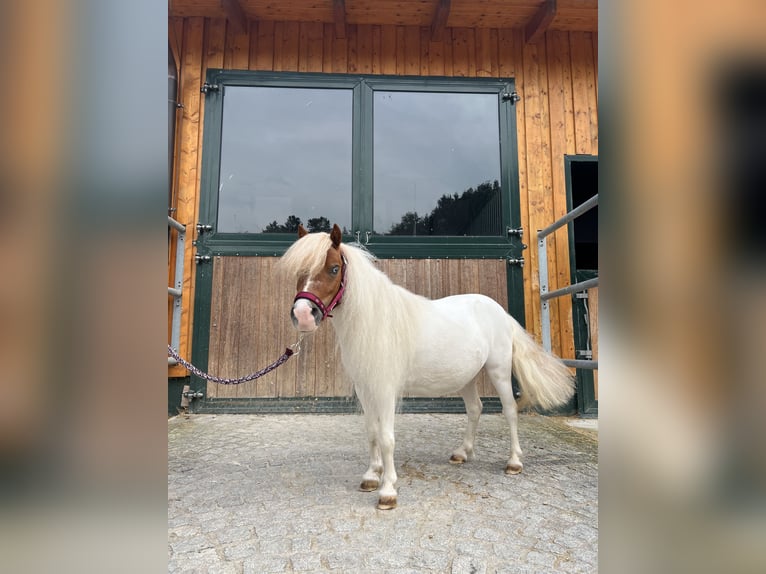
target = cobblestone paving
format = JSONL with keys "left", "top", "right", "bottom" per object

{"left": 169, "top": 413, "right": 598, "bottom": 573}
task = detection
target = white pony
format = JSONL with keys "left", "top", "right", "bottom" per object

{"left": 279, "top": 224, "right": 574, "bottom": 509}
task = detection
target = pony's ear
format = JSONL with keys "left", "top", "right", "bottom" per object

{"left": 330, "top": 224, "right": 342, "bottom": 249}
{"left": 298, "top": 224, "right": 308, "bottom": 238}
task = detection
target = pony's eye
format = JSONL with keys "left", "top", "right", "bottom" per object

{"left": 329, "top": 265, "right": 340, "bottom": 276}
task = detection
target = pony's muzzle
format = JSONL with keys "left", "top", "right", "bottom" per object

{"left": 291, "top": 299, "right": 321, "bottom": 332}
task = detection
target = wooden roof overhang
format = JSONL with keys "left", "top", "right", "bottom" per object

{"left": 168, "top": 0, "right": 598, "bottom": 43}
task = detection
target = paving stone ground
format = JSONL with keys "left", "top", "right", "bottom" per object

{"left": 168, "top": 412, "right": 598, "bottom": 573}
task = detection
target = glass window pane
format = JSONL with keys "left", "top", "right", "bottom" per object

{"left": 373, "top": 91, "right": 502, "bottom": 236}
{"left": 217, "top": 86, "right": 352, "bottom": 233}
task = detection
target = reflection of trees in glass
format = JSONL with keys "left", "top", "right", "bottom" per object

{"left": 388, "top": 180, "right": 502, "bottom": 236}
{"left": 263, "top": 215, "right": 333, "bottom": 233}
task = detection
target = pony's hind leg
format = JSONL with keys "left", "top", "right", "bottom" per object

{"left": 486, "top": 361, "right": 524, "bottom": 474}
{"left": 450, "top": 382, "right": 482, "bottom": 464}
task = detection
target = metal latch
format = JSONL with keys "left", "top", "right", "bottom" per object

{"left": 195, "top": 254, "right": 212, "bottom": 264}
{"left": 508, "top": 257, "right": 525, "bottom": 267}
{"left": 577, "top": 350, "right": 593, "bottom": 360}
{"left": 575, "top": 292, "right": 589, "bottom": 299}
{"left": 200, "top": 82, "right": 220, "bottom": 94}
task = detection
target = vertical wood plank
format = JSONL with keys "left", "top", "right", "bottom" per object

{"left": 475, "top": 28, "right": 492, "bottom": 77}
{"left": 347, "top": 24, "right": 359, "bottom": 72}
{"left": 281, "top": 21, "right": 300, "bottom": 72}
{"left": 172, "top": 17, "right": 205, "bottom": 379}
{"left": 255, "top": 20, "right": 274, "bottom": 71}
{"left": 442, "top": 28, "right": 453, "bottom": 76}
{"left": 224, "top": 21, "right": 250, "bottom": 70}
{"left": 489, "top": 28, "right": 499, "bottom": 77}
{"left": 395, "top": 26, "right": 406, "bottom": 75}
{"left": 306, "top": 21, "right": 324, "bottom": 72}
{"left": 380, "top": 25, "right": 397, "bottom": 74}
{"left": 428, "top": 36, "right": 445, "bottom": 75}
{"left": 570, "top": 32, "right": 594, "bottom": 155}
{"left": 371, "top": 25, "right": 382, "bottom": 74}
{"left": 206, "top": 257, "right": 225, "bottom": 398}
{"left": 451, "top": 27, "right": 469, "bottom": 76}
{"left": 332, "top": 26, "right": 348, "bottom": 72}
{"left": 272, "top": 22, "right": 284, "bottom": 72}
{"left": 298, "top": 21, "right": 310, "bottom": 72}
{"left": 404, "top": 26, "right": 420, "bottom": 75}
{"left": 235, "top": 258, "right": 261, "bottom": 398}
{"left": 217, "top": 258, "right": 244, "bottom": 398}
{"left": 357, "top": 24, "right": 373, "bottom": 73}
{"left": 419, "top": 26, "right": 430, "bottom": 75}
{"left": 546, "top": 30, "right": 576, "bottom": 360}
{"left": 522, "top": 39, "right": 544, "bottom": 342}
{"left": 323, "top": 23, "right": 334, "bottom": 72}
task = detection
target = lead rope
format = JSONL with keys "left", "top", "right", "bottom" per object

{"left": 167, "top": 336, "right": 303, "bottom": 385}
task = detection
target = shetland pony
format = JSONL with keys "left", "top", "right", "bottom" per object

{"left": 279, "top": 224, "right": 574, "bottom": 509}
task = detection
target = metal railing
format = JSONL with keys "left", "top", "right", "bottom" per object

{"left": 168, "top": 216, "right": 186, "bottom": 366}
{"left": 537, "top": 194, "right": 598, "bottom": 370}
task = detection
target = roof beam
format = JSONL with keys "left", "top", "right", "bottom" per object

{"left": 430, "top": 0, "right": 451, "bottom": 42}
{"left": 221, "top": 0, "right": 247, "bottom": 35}
{"left": 333, "top": 0, "right": 346, "bottom": 39}
{"left": 525, "top": 0, "right": 557, "bottom": 44}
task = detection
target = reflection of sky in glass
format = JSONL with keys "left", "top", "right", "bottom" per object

{"left": 217, "top": 86, "right": 352, "bottom": 232}
{"left": 373, "top": 91, "right": 501, "bottom": 234}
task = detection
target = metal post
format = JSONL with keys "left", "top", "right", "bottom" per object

{"left": 168, "top": 218, "right": 186, "bottom": 353}
{"left": 538, "top": 235, "right": 552, "bottom": 353}
{"left": 540, "top": 277, "right": 599, "bottom": 302}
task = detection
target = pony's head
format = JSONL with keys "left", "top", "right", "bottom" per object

{"left": 279, "top": 223, "right": 347, "bottom": 333}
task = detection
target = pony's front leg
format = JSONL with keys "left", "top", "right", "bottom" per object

{"left": 359, "top": 417, "right": 383, "bottom": 492}
{"left": 376, "top": 409, "right": 398, "bottom": 510}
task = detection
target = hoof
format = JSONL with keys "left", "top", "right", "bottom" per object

{"left": 449, "top": 454, "right": 466, "bottom": 465}
{"left": 359, "top": 479, "right": 379, "bottom": 492}
{"left": 505, "top": 462, "right": 523, "bottom": 475}
{"left": 377, "top": 496, "right": 397, "bottom": 510}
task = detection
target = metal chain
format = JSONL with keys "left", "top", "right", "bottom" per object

{"left": 167, "top": 337, "right": 303, "bottom": 385}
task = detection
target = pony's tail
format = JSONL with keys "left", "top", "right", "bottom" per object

{"left": 510, "top": 321, "right": 575, "bottom": 412}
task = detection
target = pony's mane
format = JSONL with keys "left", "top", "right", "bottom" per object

{"left": 277, "top": 231, "right": 337, "bottom": 278}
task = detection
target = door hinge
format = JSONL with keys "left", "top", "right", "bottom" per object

{"left": 502, "top": 91, "right": 521, "bottom": 104}
{"left": 508, "top": 257, "right": 525, "bottom": 267}
{"left": 196, "top": 223, "right": 213, "bottom": 234}
{"left": 200, "top": 82, "right": 220, "bottom": 94}
{"left": 506, "top": 226, "right": 523, "bottom": 238}
{"left": 577, "top": 350, "right": 593, "bottom": 360}
{"left": 575, "top": 292, "right": 589, "bottom": 299}
{"left": 195, "top": 254, "right": 212, "bottom": 264}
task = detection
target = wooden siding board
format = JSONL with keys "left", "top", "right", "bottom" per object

{"left": 217, "top": 257, "right": 244, "bottom": 398}
{"left": 570, "top": 31, "right": 594, "bottom": 155}
{"left": 255, "top": 20, "right": 275, "bottom": 70}
{"left": 272, "top": 22, "right": 284, "bottom": 71}
{"left": 281, "top": 21, "right": 300, "bottom": 71}
{"left": 347, "top": 23, "right": 359, "bottom": 72}
{"left": 546, "top": 30, "right": 575, "bottom": 360}
{"left": 380, "top": 25, "right": 397, "bottom": 75}
{"left": 428, "top": 36, "right": 445, "bottom": 76}
{"left": 475, "top": 27, "right": 491, "bottom": 77}
{"left": 522, "top": 39, "right": 544, "bottom": 342}
{"left": 332, "top": 25, "right": 348, "bottom": 72}
{"left": 169, "top": 16, "right": 205, "bottom": 379}
{"left": 404, "top": 25, "right": 420, "bottom": 75}
{"left": 451, "top": 27, "right": 469, "bottom": 77}
{"left": 223, "top": 19, "right": 250, "bottom": 69}
{"left": 395, "top": 26, "right": 406, "bottom": 75}
{"left": 357, "top": 24, "right": 373, "bottom": 73}
{"left": 419, "top": 26, "right": 430, "bottom": 75}
{"left": 206, "top": 257, "right": 225, "bottom": 398}
{"left": 371, "top": 25, "right": 383, "bottom": 74}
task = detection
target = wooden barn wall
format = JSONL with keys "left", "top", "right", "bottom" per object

{"left": 168, "top": 18, "right": 599, "bottom": 390}
{"left": 206, "top": 256, "right": 508, "bottom": 399}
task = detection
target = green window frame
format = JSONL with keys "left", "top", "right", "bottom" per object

{"left": 198, "top": 70, "right": 522, "bottom": 259}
